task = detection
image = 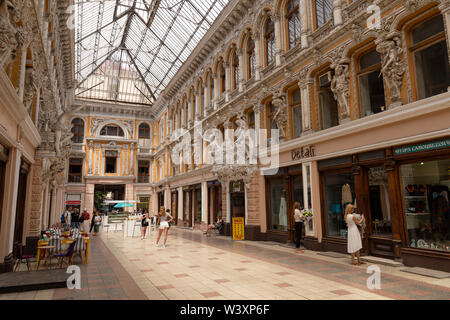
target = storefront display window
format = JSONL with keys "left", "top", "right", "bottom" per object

{"left": 137, "top": 197, "right": 149, "bottom": 211}
{"left": 268, "top": 179, "right": 288, "bottom": 231}
{"left": 323, "top": 172, "right": 355, "bottom": 238}
{"left": 400, "top": 159, "right": 450, "bottom": 252}
{"left": 196, "top": 189, "right": 202, "bottom": 223}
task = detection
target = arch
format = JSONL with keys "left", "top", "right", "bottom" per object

{"left": 138, "top": 122, "right": 151, "bottom": 139}
{"left": 71, "top": 118, "right": 85, "bottom": 143}
{"left": 98, "top": 123, "right": 126, "bottom": 138}
{"left": 254, "top": 5, "right": 273, "bottom": 32}
{"left": 239, "top": 25, "right": 254, "bottom": 49}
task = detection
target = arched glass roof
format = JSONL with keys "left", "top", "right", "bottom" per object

{"left": 75, "top": 0, "right": 229, "bottom": 106}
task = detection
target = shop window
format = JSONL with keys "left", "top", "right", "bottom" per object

{"left": 358, "top": 49, "right": 386, "bottom": 117}
{"left": 139, "top": 123, "right": 150, "bottom": 139}
{"left": 196, "top": 189, "right": 202, "bottom": 223}
{"left": 400, "top": 159, "right": 450, "bottom": 252}
{"left": 268, "top": 178, "right": 288, "bottom": 231}
{"left": 100, "top": 125, "right": 124, "bottom": 137}
{"left": 323, "top": 171, "right": 355, "bottom": 238}
{"left": 68, "top": 158, "right": 83, "bottom": 183}
{"left": 105, "top": 156, "right": 117, "bottom": 174}
{"left": 318, "top": 70, "right": 339, "bottom": 130}
{"left": 232, "top": 51, "right": 240, "bottom": 90}
{"left": 138, "top": 197, "right": 150, "bottom": 211}
{"left": 286, "top": 0, "right": 301, "bottom": 50}
{"left": 71, "top": 118, "right": 84, "bottom": 143}
{"left": 315, "top": 0, "right": 333, "bottom": 29}
{"left": 410, "top": 15, "right": 450, "bottom": 100}
{"left": 265, "top": 18, "right": 275, "bottom": 65}
{"left": 184, "top": 191, "right": 190, "bottom": 222}
{"left": 290, "top": 88, "right": 302, "bottom": 138}
{"left": 138, "top": 161, "right": 149, "bottom": 183}
{"left": 247, "top": 37, "right": 256, "bottom": 80}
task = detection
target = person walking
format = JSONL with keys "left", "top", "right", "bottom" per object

{"left": 81, "top": 208, "right": 90, "bottom": 232}
{"left": 93, "top": 211, "right": 102, "bottom": 236}
{"left": 140, "top": 209, "right": 150, "bottom": 240}
{"left": 294, "top": 202, "right": 305, "bottom": 254}
{"left": 71, "top": 208, "right": 80, "bottom": 229}
{"left": 90, "top": 208, "right": 97, "bottom": 233}
{"left": 155, "top": 207, "right": 174, "bottom": 248}
{"left": 345, "top": 204, "right": 365, "bottom": 265}
{"left": 62, "top": 207, "right": 72, "bottom": 229}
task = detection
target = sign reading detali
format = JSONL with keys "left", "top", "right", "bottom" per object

{"left": 291, "top": 146, "right": 316, "bottom": 161}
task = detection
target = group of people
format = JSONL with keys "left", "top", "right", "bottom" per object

{"left": 61, "top": 207, "right": 102, "bottom": 236}
{"left": 139, "top": 207, "right": 174, "bottom": 248}
{"left": 293, "top": 202, "right": 365, "bottom": 266}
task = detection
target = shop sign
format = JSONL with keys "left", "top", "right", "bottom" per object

{"left": 291, "top": 146, "right": 316, "bottom": 161}
{"left": 232, "top": 217, "right": 245, "bottom": 241}
{"left": 66, "top": 201, "right": 81, "bottom": 205}
{"left": 394, "top": 139, "right": 450, "bottom": 155}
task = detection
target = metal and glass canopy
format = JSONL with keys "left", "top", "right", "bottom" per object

{"left": 75, "top": 0, "right": 228, "bottom": 106}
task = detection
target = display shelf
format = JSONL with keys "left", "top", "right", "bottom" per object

{"left": 404, "top": 195, "right": 427, "bottom": 199}
{"left": 406, "top": 212, "right": 431, "bottom": 216}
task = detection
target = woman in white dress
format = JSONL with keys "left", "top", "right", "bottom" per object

{"left": 345, "top": 204, "right": 365, "bottom": 265}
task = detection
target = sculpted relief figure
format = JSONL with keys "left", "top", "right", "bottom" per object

{"left": 235, "top": 114, "right": 250, "bottom": 162}
{"left": 0, "top": 0, "right": 19, "bottom": 67}
{"left": 376, "top": 36, "right": 405, "bottom": 105}
{"left": 331, "top": 63, "right": 350, "bottom": 119}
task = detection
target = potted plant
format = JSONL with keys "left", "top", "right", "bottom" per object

{"left": 303, "top": 209, "right": 314, "bottom": 236}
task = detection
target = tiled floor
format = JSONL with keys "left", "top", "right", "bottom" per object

{"left": 1, "top": 227, "right": 450, "bottom": 300}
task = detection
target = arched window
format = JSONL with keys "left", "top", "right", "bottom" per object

{"left": 286, "top": 0, "right": 301, "bottom": 49}
{"left": 71, "top": 118, "right": 84, "bottom": 143}
{"left": 100, "top": 125, "right": 124, "bottom": 137}
{"left": 265, "top": 18, "right": 275, "bottom": 66}
{"left": 315, "top": 0, "right": 333, "bottom": 29}
{"left": 247, "top": 36, "right": 256, "bottom": 80}
{"left": 232, "top": 50, "right": 240, "bottom": 90}
{"left": 139, "top": 123, "right": 150, "bottom": 139}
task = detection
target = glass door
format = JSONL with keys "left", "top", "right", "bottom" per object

{"left": 367, "top": 166, "right": 392, "bottom": 237}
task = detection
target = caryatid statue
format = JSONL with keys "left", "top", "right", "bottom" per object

{"left": 331, "top": 61, "right": 350, "bottom": 119}
{"left": 272, "top": 90, "right": 288, "bottom": 140}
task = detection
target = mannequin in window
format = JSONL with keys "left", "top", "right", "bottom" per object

{"left": 279, "top": 189, "right": 287, "bottom": 230}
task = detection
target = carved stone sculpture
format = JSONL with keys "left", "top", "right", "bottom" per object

{"left": 53, "top": 105, "right": 84, "bottom": 157}
{"left": 0, "top": 0, "right": 19, "bottom": 68}
{"left": 376, "top": 35, "right": 405, "bottom": 106}
{"left": 330, "top": 62, "right": 350, "bottom": 119}
{"left": 271, "top": 90, "right": 287, "bottom": 140}
{"left": 23, "top": 66, "right": 36, "bottom": 114}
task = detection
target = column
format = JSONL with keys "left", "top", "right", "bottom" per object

{"left": 310, "top": 161, "right": 321, "bottom": 241}
{"left": 213, "top": 74, "right": 219, "bottom": 109}
{"left": 333, "top": 0, "right": 343, "bottom": 26}
{"left": 49, "top": 184, "right": 58, "bottom": 227}
{"left": 225, "top": 182, "right": 231, "bottom": 223}
{"left": 88, "top": 141, "right": 93, "bottom": 175}
{"left": 188, "top": 100, "right": 193, "bottom": 124}
{"left": 238, "top": 49, "right": 245, "bottom": 92}
{"left": 18, "top": 44, "right": 28, "bottom": 102}
{"left": 300, "top": 0, "right": 309, "bottom": 48}
{"left": 225, "top": 62, "right": 231, "bottom": 102}
{"left": 34, "top": 88, "right": 41, "bottom": 126}
{"left": 254, "top": 104, "right": 264, "bottom": 148}
{"left": 299, "top": 80, "right": 313, "bottom": 133}
{"left": 178, "top": 187, "right": 183, "bottom": 224}
{"left": 85, "top": 184, "right": 95, "bottom": 215}
{"left": 274, "top": 14, "right": 283, "bottom": 66}
{"left": 201, "top": 182, "right": 208, "bottom": 225}
{"left": 203, "top": 85, "right": 209, "bottom": 116}
{"left": 164, "top": 187, "right": 171, "bottom": 211}
{"left": 254, "top": 33, "right": 261, "bottom": 81}
{"left": 130, "top": 143, "right": 135, "bottom": 175}
{"left": 0, "top": 149, "right": 22, "bottom": 258}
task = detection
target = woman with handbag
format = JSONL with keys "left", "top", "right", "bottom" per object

{"left": 141, "top": 209, "right": 150, "bottom": 240}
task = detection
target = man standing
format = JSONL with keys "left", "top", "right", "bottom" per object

{"left": 71, "top": 208, "right": 80, "bottom": 229}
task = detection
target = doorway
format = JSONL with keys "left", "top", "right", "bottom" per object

{"left": 171, "top": 192, "right": 178, "bottom": 225}
{"left": 14, "top": 160, "right": 29, "bottom": 244}
{"left": 230, "top": 181, "right": 245, "bottom": 219}
{"left": 208, "top": 181, "right": 222, "bottom": 225}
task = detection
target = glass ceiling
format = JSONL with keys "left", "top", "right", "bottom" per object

{"left": 75, "top": 0, "right": 229, "bottom": 106}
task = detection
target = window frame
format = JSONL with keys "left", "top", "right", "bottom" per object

{"left": 314, "top": 0, "right": 333, "bottom": 30}
{"left": 138, "top": 123, "right": 151, "bottom": 139}
{"left": 288, "top": 86, "right": 302, "bottom": 139}
{"left": 138, "top": 160, "right": 150, "bottom": 183}
{"left": 232, "top": 50, "right": 240, "bottom": 91}
{"left": 264, "top": 18, "right": 276, "bottom": 66}
{"left": 100, "top": 125, "right": 125, "bottom": 137}
{"left": 407, "top": 13, "right": 448, "bottom": 101}
{"left": 68, "top": 158, "right": 83, "bottom": 183}
{"left": 286, "top": 0, "right": 301, "bottom": 50}
{"left": 71, "top": 118, "right": 84, "bottom": 144}
{"left": 355, "top": 46, "right": 386, "bottom": 118}
{"left": 316, "top": 68, "right": 339, "bottom": 130}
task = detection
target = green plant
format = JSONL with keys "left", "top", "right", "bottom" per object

{"left": 303, "top": 210, "right": 313, "bottom": 218}
{"left": 94, "top": 191, "right": 108, "bottom": 210}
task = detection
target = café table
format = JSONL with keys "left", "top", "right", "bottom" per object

{"left": 36, "top": 245, "right": 56, "bottom": 270}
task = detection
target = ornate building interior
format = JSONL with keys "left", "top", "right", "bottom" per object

{"left": 1, "top": 0, "right": 450, "bottom": 273}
